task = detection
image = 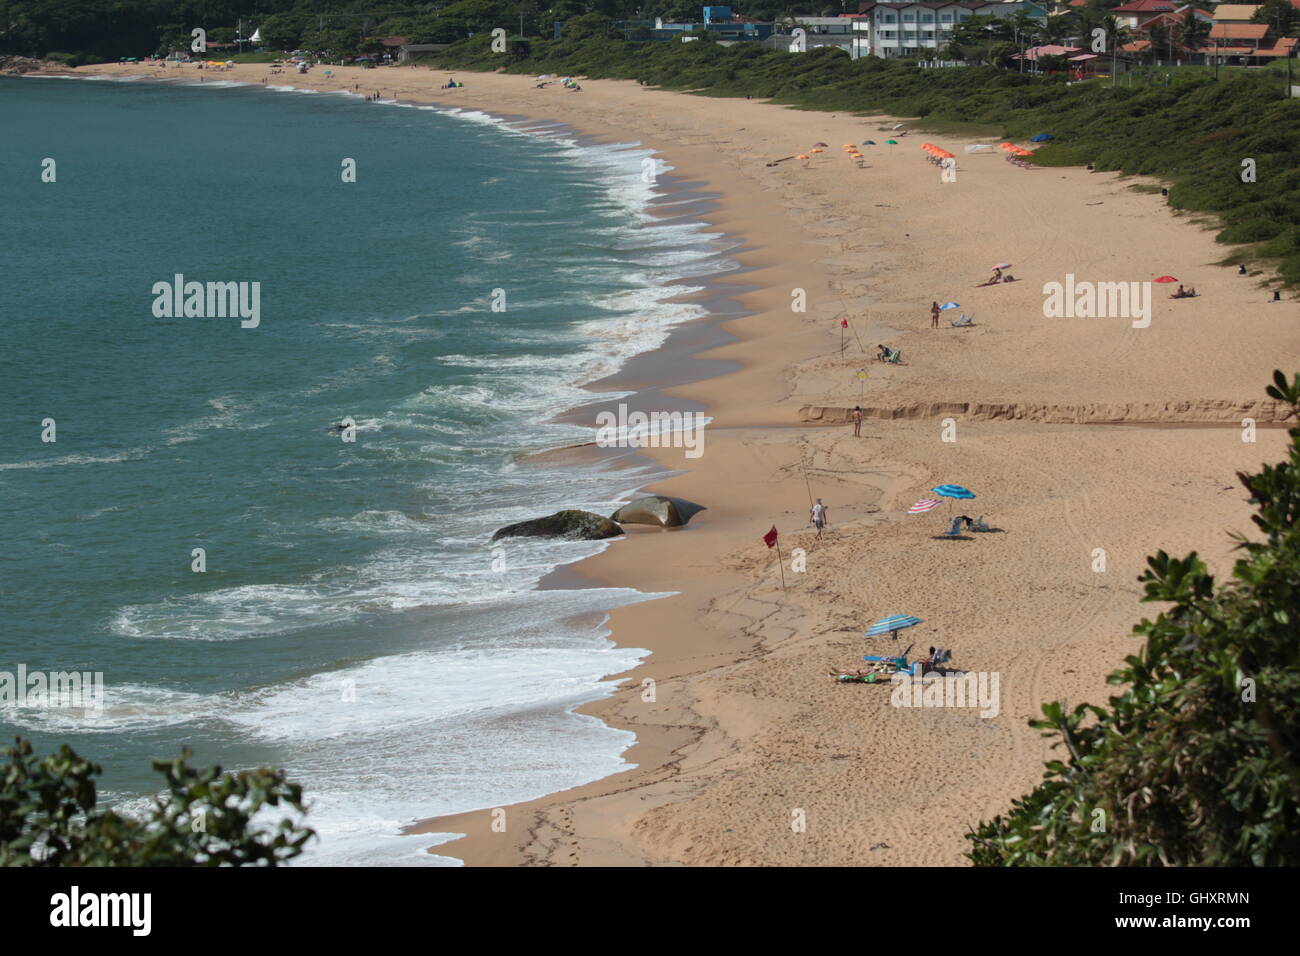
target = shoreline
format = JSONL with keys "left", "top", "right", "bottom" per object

{"left": 71, "top": 62, "right": 1299, "bottom": 867}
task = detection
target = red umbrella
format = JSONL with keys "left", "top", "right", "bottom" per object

{"left": 1154, "top": 275, "right": 1178, "bottom": 283}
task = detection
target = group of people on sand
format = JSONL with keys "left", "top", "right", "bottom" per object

{"left": 976, "top": 266, "right": 1016, "bottom": 287}
{"left": 1170, "top": 284, "right": 1198, "bottom": 299}
{"left": 831, "top": 646, "right": 951, "bottom": 681}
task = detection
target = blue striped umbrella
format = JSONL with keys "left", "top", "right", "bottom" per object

{"left": 932, "top": 484, "right": 975, "bottom": 500}
{"left": 866, "top": 614, "right": 923, "bottom": 640}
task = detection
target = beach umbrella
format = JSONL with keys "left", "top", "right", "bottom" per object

{"left": 933, "top": 484, "right": 975, "bottom": 499}
{"left": 810, "top": 148, "right": 824, "bottom": 153}
{"left": 1154, "top": 275, "right": 1178, "bottom": 283}
{"left": 885, "top": 139, "right": 898, "bottom": 145}
{"left": 862, "top": 140, "right": 876, "bottom": 146}
{"left": 908, "top": 499, "right": 941, "bottom": 514}
{"left": 1030, "top": 133, "right": 1054, "bottom": 142}
{"left": 939, "top": 302, "right": 960, "bottom": 311}
{"left": 813, "top": 142, "right": 829, "bottom": 147}
{"left": 932, "top": 484, "right": 976, "bottom": 513}
{"left": 993, "top": 262, "right": 1012, "bottom": 270}
{"left": 866, "top": 614, "right": 924, "bottom": 640}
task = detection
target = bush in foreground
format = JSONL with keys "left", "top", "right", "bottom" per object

{"left": 0, "top": 738, "right": 314, "bottom": 866}
{"left": 968, "top": 372, "right": 1300, "bottom": 866}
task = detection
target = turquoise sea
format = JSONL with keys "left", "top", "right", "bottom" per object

{"left": 0, "top": 75, "right": 733, "bottom": 864}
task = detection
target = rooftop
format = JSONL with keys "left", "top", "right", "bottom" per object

{"left": 1212, "top": 4, "right": 1266, "bottom": 20}
{"left": 1111, "top": 0, "right": 1180, "bottom": 13}
{"left": 1209, "top": 23, "right": 1269, "bottom": 39}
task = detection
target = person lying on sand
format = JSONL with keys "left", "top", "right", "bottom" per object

{"left": 1170, "top": 285, "right": 1198, "bottom": 299}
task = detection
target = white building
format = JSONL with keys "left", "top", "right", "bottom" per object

{"left": 850, "top": 2, "right": 1048, "bottom": 59}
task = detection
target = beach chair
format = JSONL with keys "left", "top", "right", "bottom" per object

{"left": 887, "top": 349, "right": 902, "bottom": 364}
{"left": 860, "top": 654, "right": 921, "bottom": 677}
{"left": 943, "top": 516, "right": 964, "bottom": 536}
{"left": 971, "top": 516, "right": 990, "bottom": 532}
{"left": 951, "top": 313, "right": 974, "bottom": 328}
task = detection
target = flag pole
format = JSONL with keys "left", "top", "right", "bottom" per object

{"left": 775, "top": 539, "right": 787, "bottom": 589}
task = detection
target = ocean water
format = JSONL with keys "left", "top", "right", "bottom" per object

{"left": 0, "top": 75, "right": 734, "bottom": 864}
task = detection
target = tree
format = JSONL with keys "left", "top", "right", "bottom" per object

{"left": 1252, "top": 0, "right": 1300, "bottom": 38}
{"left": 1181, "top": 10, "right": 1211, "bottom": 52}
{"left": 968, "top": 371, "right": 1300, "bottom": 866}
{"left": 1147, "top": 23, "right": 1168, "bottom": 64}
{"left": 0, "top": 738, "right": 314, "bottom": 866}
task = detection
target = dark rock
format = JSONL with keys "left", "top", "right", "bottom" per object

{"left": 491, "top": 510, "right": 623, "bottom": 542}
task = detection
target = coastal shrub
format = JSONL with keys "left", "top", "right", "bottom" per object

{"left": 1258, "top": 227, "right": 1300, "bottom": 258}
{"left": 0, "top": 738, "right": 314, "bottom": 866}
{"left": 1219, "top": 219, "right": 1285, "bottom": 244}
{"left": 967, "top": 372, "right": 1300, "bottom": 867}
{"left": 1279, "top": 254, "right": 1300, "bottom": 285}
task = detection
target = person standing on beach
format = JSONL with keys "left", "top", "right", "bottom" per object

{"left": 810, "top": 498, "right": 828, "bottom": 538}
{"left": 930, "top": 301, "right": 940, "bottom": 328}
{"left": 851, "top": 406, "right": 863, "bottom": 438}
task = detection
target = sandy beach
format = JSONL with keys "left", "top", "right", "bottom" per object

{"left": 79, "top": 60, "right": 1297, "bottom": 866}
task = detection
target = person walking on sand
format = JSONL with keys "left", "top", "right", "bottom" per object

{"left": 930, "top": 301, "right": 940, "bottom": 328}
{"left": 810, "top": 498, "right": 829, "bottom": 538}
{"left": 852, "top": 406, "right": 863, "bottom": 438}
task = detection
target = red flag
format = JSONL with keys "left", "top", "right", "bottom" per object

{"left": 840, "top": 318, "right": 849, "bottom": 328}
{"left": 763, "top": 526, "right": 778, "bottom": 548}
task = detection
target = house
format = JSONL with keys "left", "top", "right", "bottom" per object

{"left": 1209, "top": 22, "right": 1298, "bottom": 63}
{"left": 1119, "top": 6, "right": 1216, "bottom": 62}
{"left": 851, "top": 2, "right": 1049, "bottom": 59}
{"left": 1013, "top": 43, "right": 1139, "bottom": 76}
{"left": 1110, "top": 0, "right": 1183, "bottom": 29}
{"left": 397, "top": 43, "right": 450, "bottom": 62}
{"left": 1211, "top": 4, "right": 1265, "bottom": 26}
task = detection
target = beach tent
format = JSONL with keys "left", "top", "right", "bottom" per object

{"left": 610, "top": 495, "right": 706, "bottom": 528}
{"left": 1030, "top": 134, "right": 1054, "bottom": 142}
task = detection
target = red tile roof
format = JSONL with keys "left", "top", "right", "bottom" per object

{"left": 1256, "top": 36, "right": 1300, "bottom": 55}
{"left": 1112, "top": 0, "right": 1179, "bottom": 12}
{"left": 1209, "top": 23, "right": 1269, "bottom": 39}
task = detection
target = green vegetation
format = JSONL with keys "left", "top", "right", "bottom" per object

{"left": 0, "top": 737, "right": 314, "bottom": 865}
{"left": 968, "top": 372, "right": 1300, "bottom": 866}
{"left": 430, "top": 32, "right": 1300, "bottom": 282}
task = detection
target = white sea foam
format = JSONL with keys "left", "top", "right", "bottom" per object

{"left": 67, "top": 82, "right": 729, "bottom": 864}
